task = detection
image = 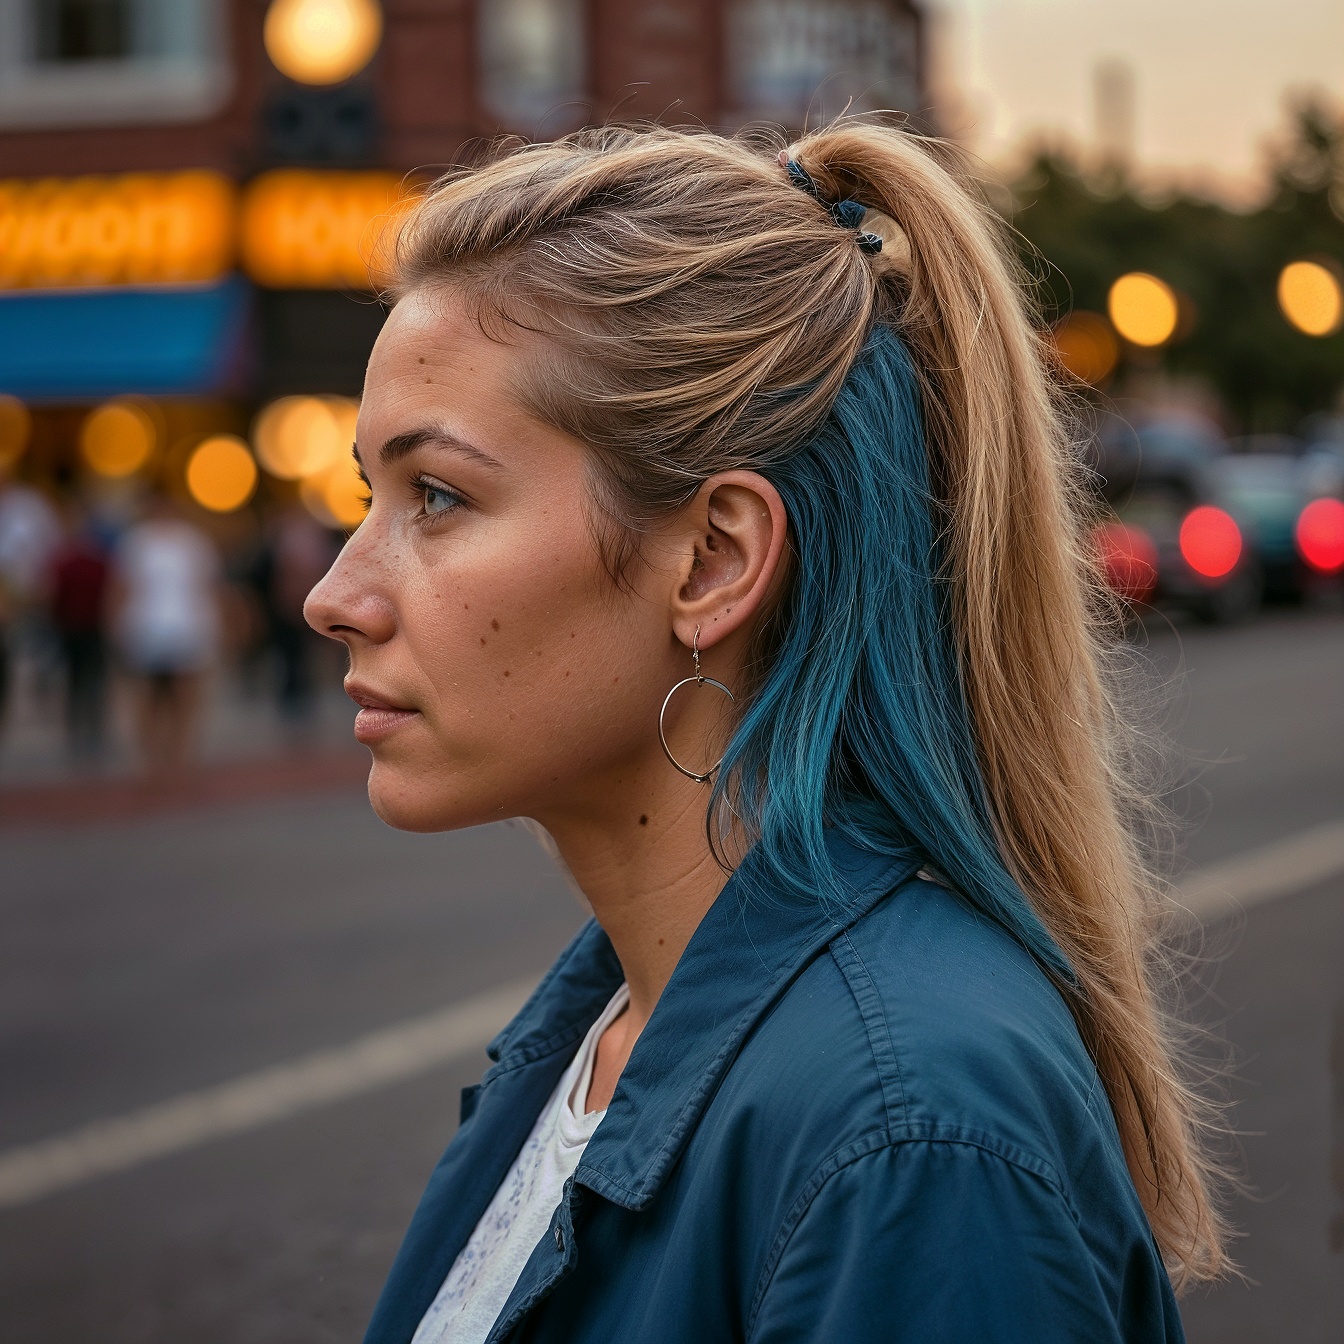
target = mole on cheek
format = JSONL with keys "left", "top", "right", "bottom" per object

{"left": 639, "top": 815, "right": 648, "bottom": 826}
{"left": 480, "top": 637, "right": 486, "bottom": 646}
{"left": 503, "top": 670, "right": 510, "bottom": 678}
{"left": 491, "top": 619, "right": 500, "bottom": 631}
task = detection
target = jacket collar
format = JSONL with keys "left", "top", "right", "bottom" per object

{"left": 485, "top": 831, "right": 919, "bottom": 1212}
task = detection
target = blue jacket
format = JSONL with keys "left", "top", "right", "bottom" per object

{"left": 365, "top": 837, "right": 1185, "bottom": 1343}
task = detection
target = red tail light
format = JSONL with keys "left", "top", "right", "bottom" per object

{"left": 1296, "top": 498, "right": 1344, "bottom": 573}
{"left": 1093, "top": 522, "right": 1158, "bottom": 601}
{"left": 1179, "top": 506, "right": 1242, "bottom": 578}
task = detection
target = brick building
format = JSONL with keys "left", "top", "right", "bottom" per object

{"left": 0, "top": 0, "right": 925, "bottom": 509}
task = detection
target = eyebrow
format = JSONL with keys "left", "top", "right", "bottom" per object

{"left": 356, "top": 428, "right": 505, "bottom": 473}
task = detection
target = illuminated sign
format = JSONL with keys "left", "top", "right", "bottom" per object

{"left": 0, "top": 169, "right": 414, "bottom": 293}
{"left": 240, "top": 169, "right": 412, "bottom": 290}
{"left": 0, "top": 171, "right": 235, "bottom": 291}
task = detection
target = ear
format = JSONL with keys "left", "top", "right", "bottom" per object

{"left": 667, "top": 471, "right": 789, "bottom": 654}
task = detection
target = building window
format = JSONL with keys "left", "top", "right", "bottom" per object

{"left": 727, "top": 0, "right": 921, "bottom": 126}
{"left": 478, "top": 0, "right": 586, "bottom": 131}
{"left": 35, "top": 0, "right": 132, "bottom": 61}
{"left": 0, "top": 0, "right": 230, "bottom": 128}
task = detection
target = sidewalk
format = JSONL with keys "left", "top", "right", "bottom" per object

{"left": 0, "top": 655, "right": 368, "bottom": 825}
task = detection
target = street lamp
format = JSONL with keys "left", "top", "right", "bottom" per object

{"left": 263, "top": 0, "right": 383, "bottom": 86}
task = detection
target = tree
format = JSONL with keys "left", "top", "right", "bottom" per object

{"left": 1006, "top": 97, "right": 1344, "bottom": 432}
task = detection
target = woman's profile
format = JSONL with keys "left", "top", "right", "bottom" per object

{"left": 305, "top": 121, "right": 1228, "bottom": 1343}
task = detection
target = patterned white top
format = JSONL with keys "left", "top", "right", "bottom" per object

{"left": 410, "top": 984, "right": 631, "bottom": 1344}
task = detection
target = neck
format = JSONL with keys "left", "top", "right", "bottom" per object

{"left": 534, "top": 761, "right": 732, "bottom": 1026}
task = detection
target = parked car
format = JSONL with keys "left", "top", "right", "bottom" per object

{"left": 1085, "top": 416, "right": 1344, "bottom": 623}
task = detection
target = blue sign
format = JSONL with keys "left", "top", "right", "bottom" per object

{"left": 0, "top": 276, "right": 252, "bottom": 401}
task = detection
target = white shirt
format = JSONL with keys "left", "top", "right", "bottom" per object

{"left": 411, "top": 984, "right": 631, "bottom": 1344}
{"left": 114, "top": 519, "right": 220, "bottom": 672}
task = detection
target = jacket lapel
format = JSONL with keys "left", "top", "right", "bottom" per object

{"left": 361, "top": 922, "right": 624, "bottom": 1344}
{"left": 576, "top": 836, "right": 917, "bottom": 1208}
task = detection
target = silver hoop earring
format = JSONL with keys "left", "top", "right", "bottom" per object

{"left": 658, "top": 625, "right": 735, "bottom": 784}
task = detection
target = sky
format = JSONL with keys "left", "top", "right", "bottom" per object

{"left": 928, "top": 0, "right": 1344, "bottom": 198}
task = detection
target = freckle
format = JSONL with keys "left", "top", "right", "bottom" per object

{"left": 418, "top": 356, "right": 425, "bottom": 363}
{"left": 480, "top": 637, "right": 486, "bottom": 646}
{"left": 639, "top": 814, "right": 648, "bottom": 826}
{"left": 491, "top": 619, "right": 500, "bottom": 631}
{"left": 564, "top": 670, "right": 570, "bottom": 677}
{"left": 570, "top": 632, "right": 576, "bottom": 639}
{"left": 657, "top": 937, "right": 665, "bottom": 946}
{"left": 503, "top": 670, "right": 510, "bottom": 677}
{"left": 611, "top": 676, "right": 619, "bottom": 684}
{"left": 424, "top": 377, "right": 432, "bottom": 383}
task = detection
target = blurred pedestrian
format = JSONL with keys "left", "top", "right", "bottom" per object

{"left": 308, "top": 125, "right": 1226, "bottom": 1344}
{"left": 253, "top": 504, "right": 340, "bottom": 725}
{"left": 0, "top": 472, "right": 61, "bottom": 729}
{"left": 110, "top": 495, "right": 222, "bottom": 775}
{"left": 47, "top": 505, "right": 110, "bottom": 758}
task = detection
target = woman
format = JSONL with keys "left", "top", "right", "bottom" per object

{"left": 305, "top": 122, "right": 1227, "bottom": 1343}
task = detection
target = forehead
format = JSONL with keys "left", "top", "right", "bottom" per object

{"left": 362, "top": 289, "right": 528, "bottom": 429}
{"left": 359, "top": 288, "right": 591, "bottom": 485}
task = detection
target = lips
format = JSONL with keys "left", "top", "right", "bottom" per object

{"left": 345, "top": 682, "right": 420, "bottom": 744}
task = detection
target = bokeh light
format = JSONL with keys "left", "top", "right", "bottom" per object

{"left": 186, "top": 435, "right": 259, "bottom": 513}
{"left": 1179, "top": 505, "right": 1242, "bottom": 578}
{"left": 1052, "top": 311, "right": 1119, "bottom": 384}
{"left": 1295, "top": 497, "right": 1344, "bottom": 573}
{"left": 1092, "top": 521, "right": 1158, "bottom": 601}
{"left": 1107, "top": 272, "right": 1179, "bottom": 347}
{"left": 301, "top": 454, "right": 367, "bottom": 528}
{"left": 252, "top": 395, "right": 356, "bottom": 479}
{"left": 1277, "top": 260, "right": 1343, "bottom": 337}
{"left": 0, "top": 394, "right": 31, "bottom": 470}
{"left": 263, "top": 0, "right": 383, "bottom": 85}
{"left": 80, "top": 400, "right": 157, "bottom": 478}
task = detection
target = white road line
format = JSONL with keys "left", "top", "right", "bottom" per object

{"left": 3, "top": 821, "right": 1342, "bottom": 1211}
{"left": 0, "top": 976, "right": 536, "bottom": 1210}
{"left": 1173, "top": 819, "right": 1344, "bottom": 922}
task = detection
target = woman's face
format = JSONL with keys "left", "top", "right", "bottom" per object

{"left": 304, "top": 288, "right": 687, "bottom": 833}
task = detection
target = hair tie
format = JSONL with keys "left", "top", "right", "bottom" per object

{"left": 780, "top": 154, "right": 884, "bottom": 257}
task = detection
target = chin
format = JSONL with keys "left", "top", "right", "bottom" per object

{"left": 365, "top": 756, "right": 506, "bottom": 834}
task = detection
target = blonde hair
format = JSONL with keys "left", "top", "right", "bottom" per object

{"left": 392, "top": 120, "right": 1228, "bottom": 1284}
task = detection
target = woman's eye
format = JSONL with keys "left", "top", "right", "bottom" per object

{"left": 422, "top": 482, "right": 460, "bottom": 516}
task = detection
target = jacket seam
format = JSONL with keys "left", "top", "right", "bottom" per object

{"left": 830, "top": 931, "right": 908, "bottom": 1126}
{"left": 745, "top": 1129, "right": 1077, "bottom": 1336}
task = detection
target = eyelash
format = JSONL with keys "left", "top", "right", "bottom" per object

{"left": 412, "top": 473, "right": 466, "bottom": 522}
{"left": 352, "top": 471, "right": 467, "bottom": 522}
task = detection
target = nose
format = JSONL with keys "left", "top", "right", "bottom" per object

{"left": 303, "top": 532, "right": 397, "bottom": 648}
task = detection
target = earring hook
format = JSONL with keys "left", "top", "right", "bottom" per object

{"left": 659, "top": 624, "right": 734, "bottom": 784}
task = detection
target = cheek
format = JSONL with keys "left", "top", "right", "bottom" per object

{"left": 400, "top": 526, "right": 669, "bottom": 777}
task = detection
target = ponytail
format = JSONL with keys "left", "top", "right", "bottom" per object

{"left": 784, "top": 124, "right": 1228, "bottom": 1284}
